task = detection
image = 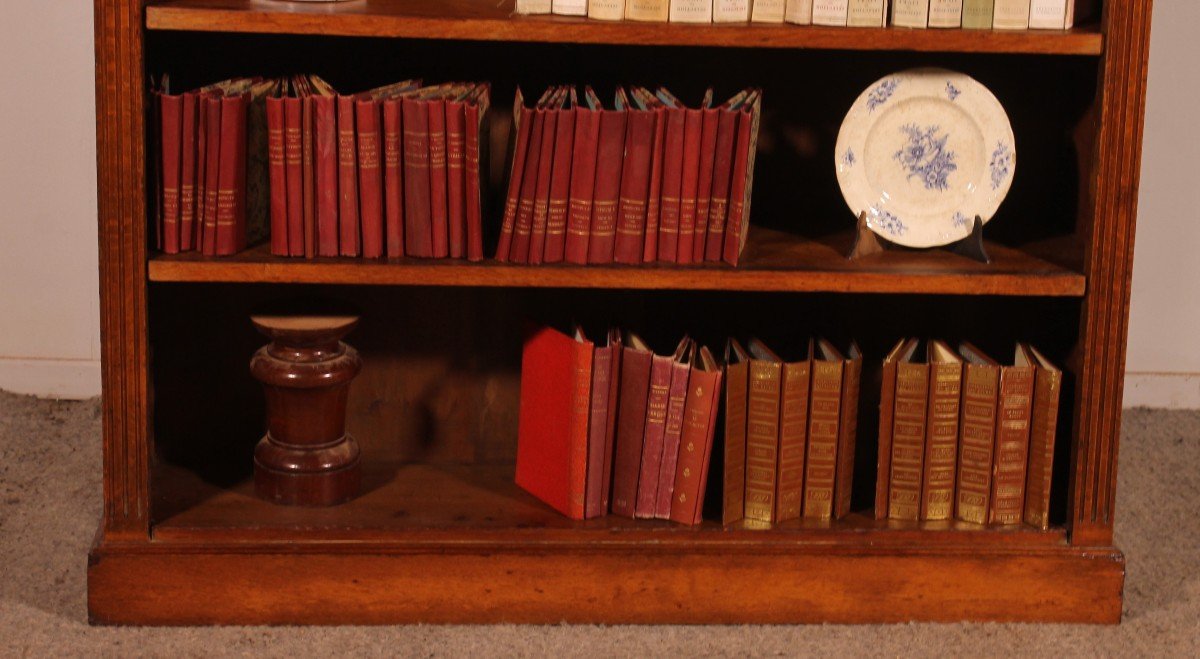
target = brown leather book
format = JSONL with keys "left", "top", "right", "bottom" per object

{"left": 614, "top": 90, "right": 657, "bottom": 265}
{"left": 427, "top": 96, "right": 451, "bottom": 258}
{"left": 496, "top": 88, "right": 532, "bottom": 261}
{"left": 921, "top": 341, "right": 963, "bottom": 521}
{"left": 159, "top": 91, "right": 183, "bottom": 254}
{"left": 313, "top": 93, "right": 340, "bottom": 257}
{"left": 301, "top": 96, "right": 316, "bottom": 258}
{"left": 656, "top": 92, "right": 686, "bottom": 263}
{"left": 805, "top": 339, "right": 849, "bottom": 520}
{"left": 201, "top": 94, "right": 222, "bottom": 255}
{"left": 356, "top": 98, "right": 385, "bottom": 258}
{"left": 543, "top": 94, "right": 576, "bottom": 264}
{"left": 401, "top": 96, "right": 433, "bottom": 258}
{"left": 774, "top": 339, "right": 812, "bottom": 523}
{"left": 636, "top": 337, "right": 688, "bottom": 518}
{"left": 656, "top": 338, "right": 693, "bottom": 519}
{"left": 631, "top": 87, "right": 667, "bottom": 263}
{"left": 833, "top": 341, "right": 862, "bottom": 520}
{"left": 888, "top": 341, "right": 928, "bottom": 521}
{"left": 587, "top": 88, "right": 627, "bottom": 264}
{"left": 956, "top": 342, "right": 1001, "bottom": 525}
{"left": 1023, "top": 343, "right": 1062, "bottom": 530}
{"left": 611, "top": 332, "right": 654, "bottom": 518}
{"left": 527, "top": 88, "right": 563, "bottom": 264}
{"left": 744, "top": 339, "right": 782, "bottom": 525}
{"left": 989, "top": 345, "right": 1036, "bottom": 525}
{"left": 564, "top": 88, "right": 600, "bottom": 265}
{"left": 179, "top": 92, "right": 199, "bottom": 252}
{"left": 676, "top": 92, "right": 710, "bottom": 264}
{"left": 692, "top": 102, "right": 719, "bottom": 263}
{"left": 876, "top": 338, "right": 914, "bottom": 519}
{"left": 669, "top": 345, "right": 724, "bottom": 526}
{"left": 463, "top": 84, "right": 490, "bottom": 262}
{"left": 337, "top": 94, "right": 361, "bottom": 256}
{"left": 381, "top": 98, "right": 404, "bottom": 258}
{"left": 722, "top": 339, "right": 750, "bottom": 526}
{"left": 704, "top": 89, "right": 750, "bottom": 262}
{"left": 284, "top": 95, "right": 304, "bottom": 256}
{"left": 585, "top": 329, "right": 623, "bottom": 518}
{"left": 215, "top": 93, "right": 249, "bottom": 255}
{"left": 445, "top": 90, "right": 468, "bottom": 259}
{"left": 723, "top": 90, "right": 762, "bottom": 267}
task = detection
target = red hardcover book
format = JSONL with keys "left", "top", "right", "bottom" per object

{"left": 194, "top": 96, "right": 208, "bottom": 250}
{"left": 640, "top": 93, "right": 668, "bottom": 263}
{"left": 584, "top": 329, "right": 623, "bottom": 518}
{"left": 613, "top": 91, "right": 656, "bottom": 265}
{"left": 528, "top": 91, "right": 561, "bottom": 265}
{"left": 445, "top": 93, "right": 468, "bottom": 259}
{"left": 704, "top": 90, "right": 748, "bottom": 262}
{"left": 676, "top": 105, "right": 704, "bottom": 264}
{"left": 159, "top": 92, "right": 183, "bottom": 254}
{"left": 610, "top": 333, "right": 654, "bottom": 518}
{"left": 301, "top": 97, "right": 316, "bottom": 258}
{"left": 215, "top": 93, "right": 248, "bottom": 255}
{"left": 509, "top": 98, "right": 549, "bottom": 263}
{"left": 381, "top": 98, "right": 404, "bottom": 258}
{"left": 463, "top": 85, "right": 490, "bottom": 262}
{"left": 655, "top": 339, "right": 693, "bottom": 519}
{"left": 427, "top": 97, "right": 450, "bottom": 258}
{"left": 635, "top": 337, "right": 688, "bottom": 518}
{"left": 179, "top": 92, "right": 199, "bottom": 252}
{"left": 151, "top": 83, "right": 163, "bottom": 250}
{"left": 337, "top": 95, "right": 361, "bottom": 256}
{"left": 723, "top": 90, "right": 762, "bottom": 266}
{"left": 587, "top": 92, "right": 627, "bottom": 264}
{"left": 265, "top": 93, "right": 287, "bottom": 255}
{"left": 692, "top": 104, "right": 719, "bottom": 263}
{"left": 402, "top": 96, "right": 433, "bottom": 257}
{"left": 313, "top": 95, "right": 339, "bottom": 257}
{"left": 543, "top": 100, "right": 576, "bottom": 264}
{"left": 515, "top": 326, "right": 594, "bottom": 520}
{"left": 669, "top": 345, "right": 724, "bottom": 526}
{"left": 564, "top": 89, "right": 601, "bottom": 265}
{"left": 201, "top": 95, "right": 222, "bottom": 255}
{"left": 495, "top": 89, "right": 532, "bottom": 262}
{"left": 656, "top": 98, "right": 685, "bottom": 263}
{"left": 283, "top": 96, "right": 304, "bottom": 256}
{"left": 356, "top": 98, "right": 385, "bottom": 258}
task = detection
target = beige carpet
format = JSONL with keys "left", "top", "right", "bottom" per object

{"left": 1, "top": 391, "right": 1197, "bottom": 657}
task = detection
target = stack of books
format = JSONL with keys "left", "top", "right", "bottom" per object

{"left": 496, "top": 86, "right": 762, "bottom": 266}
{"left": 265, "top": 77, "right": 491, "bottom": 261}
{"left": 876, "top": 339, "right": 1062, "bottom": 529}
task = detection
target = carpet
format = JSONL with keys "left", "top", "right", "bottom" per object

{"left": 1, "top": 390, "right": 1196, "bottom": 656}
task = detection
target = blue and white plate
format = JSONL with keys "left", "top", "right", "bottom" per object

{"left": 835, "top": 68, "right": 1016, "bottom": 249}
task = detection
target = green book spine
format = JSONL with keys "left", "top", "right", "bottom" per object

{"left": 962, "top": 0, "right": 994, "bottom": 28}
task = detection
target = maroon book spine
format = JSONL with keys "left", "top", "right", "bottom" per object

{"left": 179, "top": 92, "right": 199, "bottom": 252}
{"left": 496, "top": 102, "right": 533, "bottom": 262}
{"left": 283, "top": 97, "right": 304, "bottom": 256}
{"left": 692, "top": 107, "right": 720, "bottom": 263}
{"left": 509, "top": 106, "right": 546, "bottom": 264}
{"left": 402, "top": 97, "right": 433, "bottom": 258}
{"left": 655, "top": 354, "right": 691, "bottom": 519}
{"left": 356, "top": 98, "right": 385, "bottom": 259}
{"left": 215, "top": 94, "right": 248, "bottom": 255}
{"left": 613, "top": 107, "right": 656, "bottom": 264}
{"left": 194, "top": 97, "right": 208, "bottom": 251}
{"left": 336, "top": 95, "right": 360, "bottom": 257}
{"left": 427, "top": 98, "right": 450, "bottom": 258}
{"left": 669, "top": 362, "right": 723, "bottom": 526}
{"left": 445, "top": 99, "right": 468, "bottom": 259}
{"left": 611, "top": 343, "right": 652, "bottom": 518}
{"left": 635, "top": 353, "right": 673, "bottom": 518}
{"left": 159, "top": 93, "right": 183, "bottom": 254}
{"left": 704, "top": 106, "right": 738, "bottom": 263}
{"left": 463, "top": 89, "right": 488, "bottom": 262}
{"left": 543, "top": 106, "right": 575, "bottom": 264}
{"left": 676, "top": 108, "right": 703, "bottom": 264}
{"left": 381, "top": 99, "right": 404, "bottom": 258}
{"left": 656, "top": 106, "right": 685, "bottom": 263}
{"left": 584, "top": 341, "right": 614, "bottom": 519}
{"left": 301, "top": 98, "right": 316, "bottom": 258}
{"left": 528, "top": 106, "right": 558, "bottom": 265}
{"left": 201, "top": 95, "right": 222, "bottom": 255}
{"left": 564, "top": 105, "right": 600, "bottom": 265}
{"left": 313, "top": 96, "right": 339, "bottom": 257}
{"left": 723, "top": 102, "right": 756, "bottom": 267}
{"left": 586, "top": 108, "right": 627, "bottom": 264}
{"left": 642, "top": 106, "right": 667, "bottom": 263}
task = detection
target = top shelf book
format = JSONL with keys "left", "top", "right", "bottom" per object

{"left": 145, "top": 0, "right": 1104, "bottom": 56}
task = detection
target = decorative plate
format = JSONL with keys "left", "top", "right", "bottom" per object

{"left": 835, "top": 68, "right": 1016, "bottom": 249}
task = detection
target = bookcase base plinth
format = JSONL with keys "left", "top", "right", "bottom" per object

{"left": 88, "top": 537, "right": 1124, "bottom": 625}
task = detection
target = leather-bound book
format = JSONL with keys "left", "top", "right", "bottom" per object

{"left": 527, "top": 88, "right": 563, "bottom": 264}
{"left": 744, "top": 338, "right": 782, "bottom": 525}
{"left": 669, "top": 345, "right": 724, "bottom": 525}
{"left": 804, "top": 338, "right": 846, "bottom": 520}
{"left": 284, "top": 95, "right": 304, "bottom": 256}
{"left": 402, "top": 94, "right": 435, "bottom": 258}
{"left": 337, "top": 94, "right": 361, "bottom": 256}
{"left": 515, "top": 326, "right": 594, "bottom": 520}
{"left": 611, "top": 332, "right": 654, "bottom": 518}
{"left": 692, "top": 100, "right": 719, "bottom": 263}
{"left": 704, "top": 89, "right": 750, "bottom": 262}
{"left": 1022, "top": 343, "right": 1061, "bottom": 530}
{"left": 585, "top": 329, "right": 623, "bottom": 518}
{"left": 723, "top": 339, "right": 750, "bottom": 526}
{"left": 192, "top": 94, "right": 206, "bottom": 250}
{"left": 543, "top": 91, "right": 576, "bottom": 263}
{"left": 427, "top": 95, "right": 451, "bottom": 258}
{"left": 636, "top": 337, "right": 688, "bottom": 518}
{"left": 676, "top": 92, "right": 709, "bottom": 264}
{"left": 356, "top": 98, "right": 385, "bottom": 258}
{"left": 306, "top": 77, "right": 339, "bottom": 257}
{"left": 656, "top": 338, "right": 694, "bottom": 519}
{"left": 463, "top": 85, "right": 490, "bottom": 262}
{"left": 565, "top": 88, "right": 601, "bottom": 265}
{"left": 956, "top": 342, "right": 1001, "bottom": 525}
{"left": 301, "top": 96, "right": 316, "bottom": 258}
{"left": 614, "top": 89, "right": 657, "bottom": 265}
{"left": 496, "top": 88, "right": 533, "bottom": 261}
{"left": 876, "top": 339, "right": 913, "bottom": 519}
{"left": 159, "top": 91, "right": 183, "bottom": 254}
{"left": 586, "top": 89, "right": 627, "bottom": 264}
{"left": 888, "top": 340, "right": 928, "bottom": 521}
{"left": 510, "top": 89, "right": 552, "bottom": 263}
{"left": 381, "top": 98, "right": 404, "bottom": 258}
{"left": 656, "top": 91, "right": 685, "bottom": 263}
{"left": 201, "top": 94, "right": 222, "bottom": 255}
{"left": 772, "top": 339, "right": 812, "bottom": 523}
{"left": 631, "top": 87, "right": 667, "bottom": 263}
{"left": 722, "top": 89, "right": 762, "bottom": 267}
{"left": 445, "top": 90, "right": 468, "bottom": 259}
{"left": 989, "top": 344, "right": 1035, "bottom": 525}
{"left": 833, "top": 341, "right": 862, "bottom": 520}
{"left": 214, "top": 93, "right": 249, "bottom": 255}
{"left": 921, "top": 341, "right": 962, "bottom": 521}
{"left": 179, "top": 92, "right": 199, "bottom": 252}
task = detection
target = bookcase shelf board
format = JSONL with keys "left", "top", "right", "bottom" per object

{"left": 145, "top": 0, "right": 1104, "bottom": 56}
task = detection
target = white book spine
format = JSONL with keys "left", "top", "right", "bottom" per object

{"left": 891, "top": 0, "right": 929, "bottom": 27}
{"left": 515, "top": 0, "right": 553, "bottom": 14}
{"left": 589, "top": 0, "right": 626, "bottom": 20}
{"left": 1029, "top": 0, "right": 1069, "bottom": 29}
{"left": 928, "top": 0, "right": 962, "bottom": 27}
{"left": 552, "top": 0, "right": 589, "bottom": 15}
{"left": 847, "top": 0, "right": 888, "bottom": 26}
{"left": 784, "top": 0, "right": 814, "bottom": 24}
{"left": 671, "top": 0, "right": 715, "bottom": 22}
{"left": 992, "top": 0, "right": 1031, "bottom": 29}
{"left": 626, "top": 0, "right": 671, "bottom": 20}
{"left": 812, "top": 0, "right": 849, "bottom": 26}
{"left": 714, "top": 0, "right": 752, "bottom": 22}
{"left": 752, "top": 0, "right": 787, "bottom": 22}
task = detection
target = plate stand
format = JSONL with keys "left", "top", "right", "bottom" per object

{"left": 846, "top": 211, "right": 991, "bottom": 264}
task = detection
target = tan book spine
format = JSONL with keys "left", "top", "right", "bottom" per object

{"left": 993, "top": 0, "right": 1031, "bottom": 29}
{"left": 589, "top": 0, "right": 626, "bottom": 19}
{"left": 920, "top": 360, "right": 961, "bottom": 520}
{"left": 989, "top": 364, "right": 1034, "bottom": 525}
{"left": 745, "top": 359, "right": 782, "bottom": 523}
{"left": 956, "top": 362, "right": 999, "bottom": 524}
{"left": 775, "top": 360, "right": 811, "bottom": 522}
{"left": 722, "top": 358, "right": 750, "bottom": 525}
{"left": 751, "top": 0, "right": 787, "bottom": 23}
{"left": 1024, "top": 356, "right": 1062, "bottom": 529}
{"left": 888, "top": 361, "right": 928, "bottom": 521}
{"left": 833, "top": 351, "right": 861, "bottom": 520}
{"left": 875, "top": 354, "right": 900, "bottom": 520}
{"left": 803, "top": 360, "right": 843, "bottom": 519}
{"left": 626, "top": 0, "right": 670, "bottom": 21}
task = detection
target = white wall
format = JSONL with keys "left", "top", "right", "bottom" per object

{"left": 0, "top": 2, "right": 100, "bottom": 398}
{"left": 0, "top": 3, "right": 1194, "bottom": 404}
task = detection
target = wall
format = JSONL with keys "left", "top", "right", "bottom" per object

{"left": 0, "top": 3, "right": 1195, "bottom": 405}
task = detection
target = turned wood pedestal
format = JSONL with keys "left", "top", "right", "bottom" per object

{"left": 250, "top": 315, "right": 362, "bottom": 506}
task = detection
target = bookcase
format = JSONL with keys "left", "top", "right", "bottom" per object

{"left": 90, "top": 0, "right": 1151, "bottom": 625}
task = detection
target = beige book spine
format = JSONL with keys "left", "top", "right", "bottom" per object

{"left": 626, "top": 0, "right": 670, "bottom": 20}
{"left": 589, "top": 0, "right": 627, "bottom": 19}
{"left": 1029, "top": 0, "right": 1069, "bottom": 29}
{"left": 752, "top": 0, "right": 788, "bottom": 22}
{"left": 812, "top": 0, "right": 849, "bottom": 25}
{"left": 714, "top": 0, "right": 753, "bottom": 22}
{"left": 785, "top": 0, "right": 814, "bottom": 24}
{"left": 892, "top": 0, "right": 929, "bottom": 27}
{"left": 848, "top": 0, "right": 888, "bottom": 27}
{"left": 515, "top": 0, "right": 553, "bottom": 14}
{"left": 928, "top": 0, "right": 963, "bottom": 27}
{"left": 670, "top": 0, "right": 714, "bottom": 22}
{"left": 993, "top": 0, "right": 1031, "bottom": 29}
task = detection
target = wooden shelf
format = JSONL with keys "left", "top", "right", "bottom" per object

{"left": 148, "top": 228, "right": 1085, "bottom": 296}
{"left": 145, "top": 0, "right": 1104, "bottom": 55}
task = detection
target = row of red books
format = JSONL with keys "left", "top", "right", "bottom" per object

{"left": 496, "top": 86, "right": 763, "bottom": 266}
{"left": 516, "top": 327, "right": 723, "bottom": 525}
{"left": 877, "top": 340, "right": 1062, "bottom": 530}
{"left": 266, "top": 76, "right": 491, "bottom": 260}
{"left": 155, "top": 76, "right": 277, "bottom": 256}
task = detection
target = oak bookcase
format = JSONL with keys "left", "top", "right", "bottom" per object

{"left": 90, "top": 0, "right": 1151, "bottom": 624}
